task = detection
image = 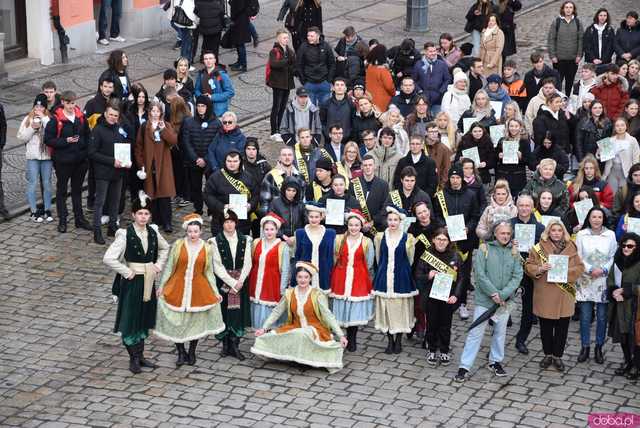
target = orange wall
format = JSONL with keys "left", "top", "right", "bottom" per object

{"left": 59, "top": 0, "right": 94, "bottom": 28}
{"left": 134, "top": 0, "right": 158, "bottom": 8}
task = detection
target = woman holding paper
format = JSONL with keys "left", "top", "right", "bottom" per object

{"left": 525, "top": 220, "right": 585, "bottom": 372}
{"left": 562, "top": 187, "right": 610, "bottom": 235}
{"left": 454, "top": 123, "right": 497, "bottom": 185}
{"left": 494, "top": 118, "right": 532, "bottom": 196}
{"left": 574, "top": 101, "right": 613, "bottom": 163}
{"left": 373, "top": 206, "right": 416, "bottom": 355}
{"left": 475, "top": 179, "right": 517, "bottom": 241}
{"left": 567, "top": 155, "right": 614, "bottom": 209}
{"left": 607, "top": 233, "right": 640, "bottom": 380}
{"left": 319, "top": 175, "right": 359, "bottom": 235}
{"left": 414, "top": 228, "right": 462, "bottom": 366}
{"left": 329, "top": 210, "right": 375, "bottom": 352}
{"left": 575, "top": 207, "right": 617, "bottom": 364}
{"left": 456, "top": 90, "right": 498, "bottom": 133}
{"left": 134, "top": 100, "right": 178, "bottom": 233}
{"left": 601, "top": 118, "right": 640, "bottom": 193}
{"left": 615, "top": 192, "right": 640, "bottom": 241}
{"left": 534, "top": 189, "right": 565, "bottom": 221}
{"left": 435, "top": 112, "right": 460, "bottom": 153}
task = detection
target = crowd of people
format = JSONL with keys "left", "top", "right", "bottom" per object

{"left": 1, "top": 0, "right": 640, "bottom": 381}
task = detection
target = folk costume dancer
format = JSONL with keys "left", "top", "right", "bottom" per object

{"left": 209, "top": 209, "right": 253, "bottom": 360}
{"left": 103, "top": 192, "right": 170, "bottom": 374}
{"left": 154, "top": 213, "right": 226, "bottom": 367}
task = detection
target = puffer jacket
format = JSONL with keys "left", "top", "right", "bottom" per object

{"left": 206, "top": 126, "right": 246, "bottom": 170}
{"left": 574, "top": 115, "right": 613, "bottom": 161}
{"left": 522, "top": 170, "right": 570, "bottom": 213}
{"left": 369, "top": 143, "right": 402, "bottom": 190}
{"left": 532, "top": 106, "right": 572, "bottom": 154}
{"left": 18, "top": 115, "right": 51, "bottom": 160}
{"left": 475, "top": 193, "right": 518, "bottom": 241}
{"left": 433, "top": 181, "right": 481, "bottom": 253}
{"left": 473, "top": 240, "right": 523, "bottom": 309}
{"left": 181, "top": 97, "right": 220, "bottom": 166}
{"left": 531, "top": 141, "right": 569, "bottom": 179}
{"left": 614, "top": 19, "right": 640, "bottom": 58}
{"left": 194, "top": 67, "right": 235, "bottom": 117}
{"left": 441, "top": 84, "right": 471, "bottom": 124}
{"left": 194, "top": 0, "right": 225, "bottom": 35}
{"left": 259, "top": 165, "right": 305, "bottom": 217}
{"left": 270, "top": 176, "right": 306, "bottom": 238}
{"left": 583, "top": 23, "right": 616, "bottom": 63}
{"left": 590, "top": 75, "right": 630, "bottom": 121}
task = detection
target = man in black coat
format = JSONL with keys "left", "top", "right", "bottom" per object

{"left": 390, "top": 76, "right": 421, "bottom": 117}
{"left": 348, "top": 154, "right": 389, "bottom": 235}
{"left": 194, "top": 0, "right": 226, "bottom": 62}
{"left": 0, "top": 102, "right": 8, "bottom": 219}
{"left": 270, "top": 176, "right": 305, "bottom": 244}
{"left": 88, "top": 103, "right": 132, "bottom": 244}
{"left": 181, "top": 95, "right": 221, "bottom": 215}
{"left": 44, "top": 91, "right": 93, "bottom": 233}
{"left": 393, "top": 135, "right": 438, "bottom": 197}
{"left": 523, "top": 53, "right": 561, "bottom": 105}
{"left": 296, "top": 26, "right": 336, "bottom": 107}
{"left": 378, "top": 165, "right": 433, "bottom": 227}
{"left": 350, "top": 97, "right": 381, "bottom": 145}
{"left": 320, "top": 77, "right": 354, "bottom": 144}
{"left": 614, "top": 11, "right": 640, "bottom": 62}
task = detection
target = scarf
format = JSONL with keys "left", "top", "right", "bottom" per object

{"left": 550, "top": 238, "right": 566, "bottom": 254}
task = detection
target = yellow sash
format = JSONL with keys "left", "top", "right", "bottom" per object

{"left": 270, "top": 169, "right": 284, "bottom": 190}
{"left": 222, "top": 170, "right": 251, "bottom": 197}
{"left": 390, "top": 190, "right": 402, "bottom": 208}
{"left": 312, "top": 182, "right": 324, "bottom": 201}
{"left": 532, "top": 243, "right": 576, "bottom": 298}
{"left": 420, "top": 250, "right": 457, "bottom": 280}
{"left": 533, "top": 209, "right": 542, "bottom": 222}
{"left": 351, "top": 177, "right": 376, "bottom": 235}
{"left": 435, "top": 189, "right": 468, "bottom": 261}
{"left": 294, "top": 144, "right": 310, "bottom": 183}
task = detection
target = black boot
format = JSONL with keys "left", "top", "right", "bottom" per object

{"left": 58, "top": 217, "right": 67, "bottom": 233}
{"left": 126, "top": 345, "right": 141, "bottom": 374}
{"left": 94, "top": 227, "right": 105, "bottom": 245}
{"left": 187, "top": 340, "right": 198, "bottom": 365}
{"left": 393, "top": 334, "right": 402, "bottom": 354}
{"left": 74, "top": 216, "right": 92, "bottom": 231}
{"left": 228, "top": 335, "right": 246, "bottom": 361}
{"left": 594, "top": 345, "right": 604, "bottom": 364}
{"left": 107, "top": 225, "right": 117, "bottom": 237}
{"left": 139, "top": 342, "right": 157, "bottom": 369}
{"left": 615, "top": 343, "right": 633, "bottom": 375}
{"left": 220, "top": 335, "right": 229, "bottom": 357}
{"left": 577, "top": 346, "right": 590, "bottom": 363}
{"left": 627, "top": 367, "right": 640, "bottom": 380}
{"left": 176, "top": 343, "right": 187, "bottom": 367}
{"left": 384, "top": 333, "right": 394, "bottom": 354}
{"left": 350, "top": 327, "right": 358, "bottom": 352}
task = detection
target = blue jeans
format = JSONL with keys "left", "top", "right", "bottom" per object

{"left": 459, "top": 305, "right": 509, "bottom": 370}
{"left": 249, "top": 22, "right": 258, "bottom": 42}
{"left": 98, "top": 0, "right": 122, "bottom": 39}
{"left": 579, "top": 301, "right": 608, "bottom": 346}
{"left": 179, "top": 28, "right": 193, "bottom": 63}
{"left": 471, "top": 30, "right": 481, "bottom": 57}
{"left": 236, "top": 44, "right": 247, "bottom": 67}
{"left": 304, "top": 81, "right": 332, "bottom": 107}
{"left": 26, "top": 159, "right": 53, "bottom": 212}
{"left": 171, "top": 21, "right": 182, "bottom": 41}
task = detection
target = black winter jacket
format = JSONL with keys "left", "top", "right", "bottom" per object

{"left": 523, "top": 65, "right": 560, "bottom": 103}
{"left": 432, "top": 182, "right": 481, "bottom": 252}
{"left": 393, "top": 152, "right": 438, "bottom": 196}
{"left": 531, "top": 142, "right": 570, "bottom": 179}
{"left": 583, "top": 23, "right": 616, "bottom": 64}
{"left": 181, "top": 100, "right": 221, "bottom": 166}
{"left": 44, "top": 107, "right": 91, "bottom": 164}
{"left": 320, "top": 95, "right": 354, "bottom": 142}
{"left": 614, "top": 20, "right": 640, "bottom": 58}
{"left": 296, "top": 40, "right": 335, "bottom": 84}
{"left": 574, "top": 116, "right": 613, "bottom": 161}
{"left": 88, "top": 117, "right": 133, "bottom": 181}
{"left": 271, "top": 177, "right": 306, "bottom": 238}
{"left": 532, "top": 107, "right": 572, "bottom": 154}
{"left": 455, "top": 134, "right": 498, "bottom": 184}
{"left": 350, "top": 110, "right": 380, "bottom": 144}
{"left": 378, "top": 187, "right": 433, "bottom": 228}
{"left": 98, "top": 68, "right": 131, "bottom": 102}
{"left": 195, "top": 0, "right": 225, "bottom": 35}
{"left": 348, "top": 175, "right": 389, "bottom": 232}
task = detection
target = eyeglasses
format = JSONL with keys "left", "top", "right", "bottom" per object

{"left": 222, "top": 121, "right": 234, "bottom": 125}
{"left": 622, "top": 244, "right": 636, "bottom": 249}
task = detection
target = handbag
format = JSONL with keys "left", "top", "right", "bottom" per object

{"left": 171, "top": 0, "right": 194, "bottom": 27}
{"left": 221, "top": 26, "right": 234, "bottom": 49}
{"left": 464, "top": 20, "right": 474, "bottom": 34}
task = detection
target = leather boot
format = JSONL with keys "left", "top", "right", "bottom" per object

{"left": 393, "top": 334, "right": 402, "bottom": 354}
{"left": 126, "top": 345, "right": 141, "bottom": 374}
{"left": 615, "top": 344, "right": 633, "bottom": 375}
{"left": 349, "top": 327, "right": 358, "bottom": 352}
{"left": 187, "top": 340, "right": 198, "bottom": 365}
{"left": 176, "top": 343, "right": 187, "bottom": 367}
{"left": 577, "top": 346, "right": 590, "bottom": 363}
{"left": 627, "top": 367, "right": 640, "bottom": 380}
{"left": 228, "top": 335, "right": 245, "bottom": 361}
{"left": 139, "top": 342, "right": 157, "bottom": 369}
{"left": 107, "top": 224, "right": 117, "bottom": 237}
{"left": 384, "top": 333, "right": 394, "bottom": 354}
{"left": 220, "top": 335, "right": 229, "bottom": 357}
{"left": 74, "top": 216, "right": 92, "bottom": 231}
{"left": 57, "top": 217, "right": 67, "bottom": 233}
{"left": 594, "top": 345, "right": 604, "bottom": 364}
{"left": 94, "top": 227, "right": 105, "bottom": 245}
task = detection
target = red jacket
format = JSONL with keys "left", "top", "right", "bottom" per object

{"left": 567, "top": 178, "right": 614, "bottom": 209}
{"left": 590, "top": 78, "right": 630, "bottom": 121}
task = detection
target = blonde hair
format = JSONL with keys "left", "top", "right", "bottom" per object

{"left": 379, "top": 105, "right": 405, "bottom": 127}
{"left": 504, "top": 117, "right": 526, "bottom": 139}
{"left": 435, "top": 111, "right": 458, "bottom": 152}
{"left": 571, "top": 154, "right": 602, "bottom": 194}
{"left": 538, "top": 158, "right": 557, "bottom": 172}
{"left": 540, "top": 219, "right": 572, "bottom": 243}
{"left": 492, "top": 179, "right": 511, "bottom": 198}
{"left": 341, "top": 141, "right": 361, "bottom": 164}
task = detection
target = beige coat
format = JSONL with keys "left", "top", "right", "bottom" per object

{"left": 479, "top": 27, "right": 505, "bottom": 77}
{"left": 525, "top": 239, "right": 585, "bottom": 319}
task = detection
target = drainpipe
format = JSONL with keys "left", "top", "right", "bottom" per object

{"left": 50, "top": 0, "right": 69, "bottom": 63}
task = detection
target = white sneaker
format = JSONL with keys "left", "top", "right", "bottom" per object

{"left": 459, "top": 304, "right": 470, "bottom": 320}
{"left": 101, "top": 215, "right": 110, "bottom": 225}
{"left": 189, "top": 66, "right": 196, "bottom": 72}
{"left": 109, "top": 36, "right": 126, "bottom": 42}
{"left": 270, "top": 133, "right": 283, "bottom": 142}
{"left": 116, "top": 218, "right": 120, "bottom": 227}
{"left": 97, "top": 38, "right": 110, "bottom": 46}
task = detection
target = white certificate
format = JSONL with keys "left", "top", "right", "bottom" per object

{"left": 502, "top": 140, "right": 519, "bottom": 165}
{"left": 430, "top": 272, "right": 454, "bottom": 302}
{"left": 515, "top": 223, "right": 536, "bottom": 252}
{"left": 597, "top": 137, "right": 616, "bottom": 162}
{"left": 402, "top": 216, "right": 416, "bottom": 234}
{"left": 440, "top": 135, "right": 450, "bottom": 149}
{"left": 114, "top": 143, "right": 131, "bottom": 166}
{"left": 489, "top": 125, "right": 505, "bottom": 147}
{"left": 325, "top": 198, "right": 345, "bottom": 226}
{"left": 461, "top": 146, "right": 481, "bottom": 167}
{"left": 548, "top": 254, "right": 569, "bottom": 283}
{"left": 574, "top": 198, "right": 594, "bottom": 226}
{"left": 627, "top": 217, "right": 640, "bottom": 234}
{"left": 462, "top": 117, "right": 476, "bottom": 134}
{"left": 540, "top": 215, "right": 561, "bottom": 228}
{"left": 229, "top": 193, "right": 248, "bottom": 220}
{"left": 490, "top": 101, "right": 503, "bottom": 119}
{"left": 446, "top": 214, "right": 467, "bottom": 242}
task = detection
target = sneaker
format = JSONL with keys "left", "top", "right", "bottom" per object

{"left": 270, "top": 133, "right": 284, "bottom": 142}
{"left": 30, "top": 212, "right": 43, "bottom": 223}
{"left": 488, "top": 362, "right": 507, "bottom": 377}
{"left": 173, "top": 40, "right": 182, "bottom": 50}
{"left": 101, "top": 215, "right": 110, "bottom": 225}
{"left": 459, "top": 304, "right": 470, "bottom": 320}
{"left": 427, "top": 352, "right": 437, "bottom": 366}
{"left": 98, "top": 38, "right": 109, "bottom": 46}
{"left": 439, "top": 353, "right": 451, "bottom": 366}
{"left": 454, "top": 368, "right": 468, "bottom": 383}
{"left": 44, "top": 210, "right": 54, "bottom": 223}
{"left": 109, "top": 36, "right": 126, "bottom": 42}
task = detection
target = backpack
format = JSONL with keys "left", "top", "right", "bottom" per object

{"left": 246, "top": 0, "right": 260, "bottom": 17}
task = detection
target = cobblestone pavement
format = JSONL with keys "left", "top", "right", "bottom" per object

{"left": 2, "top": 1, "right": 640, "bottom": 427}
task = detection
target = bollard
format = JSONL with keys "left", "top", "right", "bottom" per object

{"left": 406, "top": 0, "right": 429, "bottom": 32}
